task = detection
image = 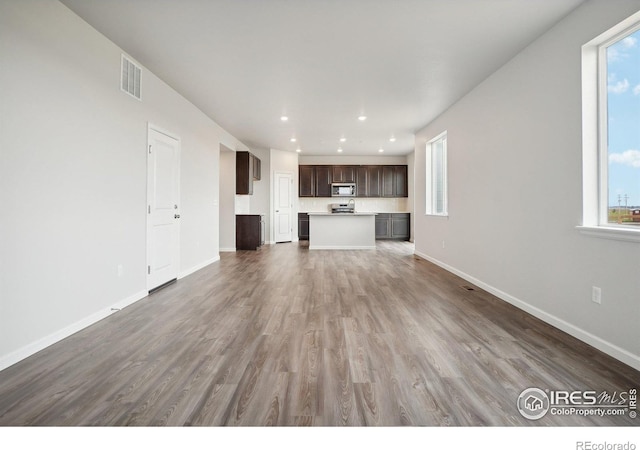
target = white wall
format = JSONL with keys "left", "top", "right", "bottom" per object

{"left": 0, "top": 1, "right": 248, "bottom": 369}
{"left": 407, "top": 151, "right": 416, "bottom": 242}
{"left": 414, "top": 0, "right": 640, "bottom": 370}
{"left": 219, "top": 147, "right": 236, "bottom": 251}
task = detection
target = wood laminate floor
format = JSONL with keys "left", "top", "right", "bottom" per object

{"left": 0, "top": 241, "right": 638, "bottom": 426}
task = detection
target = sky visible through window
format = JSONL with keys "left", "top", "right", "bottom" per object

{"left": 607, "top": 28, "right": 640, "bottom": 214}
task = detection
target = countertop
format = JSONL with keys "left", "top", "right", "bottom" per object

{"left": 301, "top": 211, "right": 410, "bottom": 215}
{"left": 306, "top": 212, "right": 378, "bottom": 216}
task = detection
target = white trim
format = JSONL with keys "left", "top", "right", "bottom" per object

{"left": 146, "top": 123, "right": 181, "bottom": 291}
{"left": 273, "top": 170, "right": 294, "bottom": 243}
{"left": 414, "top": 250, "right": 640, "bottom": 372}
{"left": 581, "top": 11, "right": 640, "bottom": 236}
{"left": 581, "top": 38, "right": 599, "bottom": 227}
{"left": 576, "top": 225, "right": 640, "bottom": 243}
{"left": 427, "top": 130, "right": 448, "bottom": 144}
{"left": 0, "top": 290, "right": 147, "bottom": 372}
{"left": 148, "top": 123, "right": 180, "bottom": 141}
{"left": 178, "top": 255, "right": 220, "bottom": 279}
{"left": 425, "top": 131, "right": 448, "bottom": 216}
{"left": 219, "top": 247, "right": 237, "bottom": 252}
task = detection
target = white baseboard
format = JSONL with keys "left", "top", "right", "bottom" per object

{"left": 0, "top": 289, "right": 147, "bottom": 372}
{"left": 179, "top": 255, "right": 220, "bottom": 279}
{"left": 414, "top": 250, "right": 640, "bottom": 372}
{"left": 219, "top": 247, "right": 236, "bottom": 252}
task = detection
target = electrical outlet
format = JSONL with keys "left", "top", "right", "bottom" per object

{"left": 592, "top": 286, "right": 601, "bottom": 304}
{"left": 117, "top": 264, "right": 123, "bottom": 277}
{"left": 442, "top": 240, "right": 445, "bottom": 249}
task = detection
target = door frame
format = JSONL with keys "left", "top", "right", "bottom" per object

{"left": 146, "top": 123, "right": 181, "bottom": 292}
{"left": 273, "top": 170, "right": 294, "bottom": 243}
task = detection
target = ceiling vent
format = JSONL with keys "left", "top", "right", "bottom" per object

{"left": 121, "top": 55, "right": 141, "bottom": 100}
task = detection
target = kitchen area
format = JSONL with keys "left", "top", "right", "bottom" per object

{"left": 222, "top": 148, "right": 412, "bottom": 252}
{"left": 298, "top": 162, "right": 411, "bottom": 250}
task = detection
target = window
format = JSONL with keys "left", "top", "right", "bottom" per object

{"left": 602, "top": 27, "right": 640, "bottom": 227}
{"left": 426, "top": 132, "right": 448, "bottom": 216}
{"left": 580, "top": 11, "right": 640, "bottom": 242}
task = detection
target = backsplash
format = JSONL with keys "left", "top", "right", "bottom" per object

{"left": 299, "top": 197, "right": 410, "bottom": 213}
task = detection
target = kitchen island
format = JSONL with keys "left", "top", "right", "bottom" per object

{"left": 307, "top": 212, "right": 376, "bottom": 250}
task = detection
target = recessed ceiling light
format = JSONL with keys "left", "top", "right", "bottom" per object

{"left": 337, "top": 148, "right": 343, "bottom": 153}
{"left": 280, "top": 116, "right": 288, "bottom": 122}
{"left": 379, "top": 148, "right": 384, "bottom": 153}
{"left": 290, "top": 137, "right": 296, "bottom": 142}
{"left": 296, "top": 148, "right": 301, "bottom": 153}
{"left": 389, "top": 137, "right": 396, "bottom": 142}
{"left": 340, "top": 137, "right": 346, "bottom": 142}
{"left": 358, "top": 115, "right": 367, "bottom": 121}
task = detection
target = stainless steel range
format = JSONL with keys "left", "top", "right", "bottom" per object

{"left": 330, "top": 202, "right": 355, "bottom": 213}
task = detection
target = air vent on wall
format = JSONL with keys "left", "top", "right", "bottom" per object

{"left": 121, "top": 55, "right": 141, "bottom": 100}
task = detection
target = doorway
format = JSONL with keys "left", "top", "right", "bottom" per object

{"left": 274, "top": 171, "right": 293, "bottom": 243}
{"left": 146, "top": 125, "right": 181, "bottom": 291}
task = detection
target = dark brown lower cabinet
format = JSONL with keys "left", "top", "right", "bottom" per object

{"left": 375, "top": 214, "right": 391, "bottom": 239}
{"left": 375, "top": 213, "right": 410, "bottom": 240}
{"left": 391, "top": 213, "right": 410, "bottom": 239}
{"left": 298, "top": 213, "right": 309, "bottom": 240}
{"left": 236, "top": 215, "right": 264, "bottom": 250}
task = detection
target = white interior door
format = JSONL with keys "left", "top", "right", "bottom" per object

{"left": 274, "top": 172, "right": 293, "bottom": 243}
{"left": 147, "top": 126, "right": 180, "bottom": 291}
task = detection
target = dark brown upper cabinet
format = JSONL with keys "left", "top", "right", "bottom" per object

{"left": 381, "top": 166, "right": 395, "bottom": 197}
{"left": 236, "top": 151, "right": 261, "bottom": 195}
{"left": 315, "top": 166, "right": 332, "bottom": 197}
{"left": 367, "top": 166, "right": 382, "bottom": 197}
{"left": 356, "top": 166, "right": 383, "bottom": 197}
{"left": 394, "top": 165, "right": 408, "bottom": 197}
{"left": 332, "top": 165, "right": 355, "bottom": 183}
{"left": 298, "top": 164, "right": 407, "bottom": 198}
{"left": 355, "top": 166, "right": 369, "bottom": 197}
{"left": 382, "top": 165, "right": 407, "bottom": 197}
{"left": 299, "top": 165, "right": 315, "bottom": 197}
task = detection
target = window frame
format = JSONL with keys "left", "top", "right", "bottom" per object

{"left": 578, "top": 12, "right": 640, "bottom": 243}
{"left": 425, "top": 131, "right": 448, "bottom": 217}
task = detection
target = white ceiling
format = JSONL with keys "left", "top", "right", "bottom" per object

{"left": 61, "top": 0, "right": 584, "bottom": 156}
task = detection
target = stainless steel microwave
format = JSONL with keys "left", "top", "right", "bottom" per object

{"left": 331, "top": 183, "right": 356, "bottom": 197}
